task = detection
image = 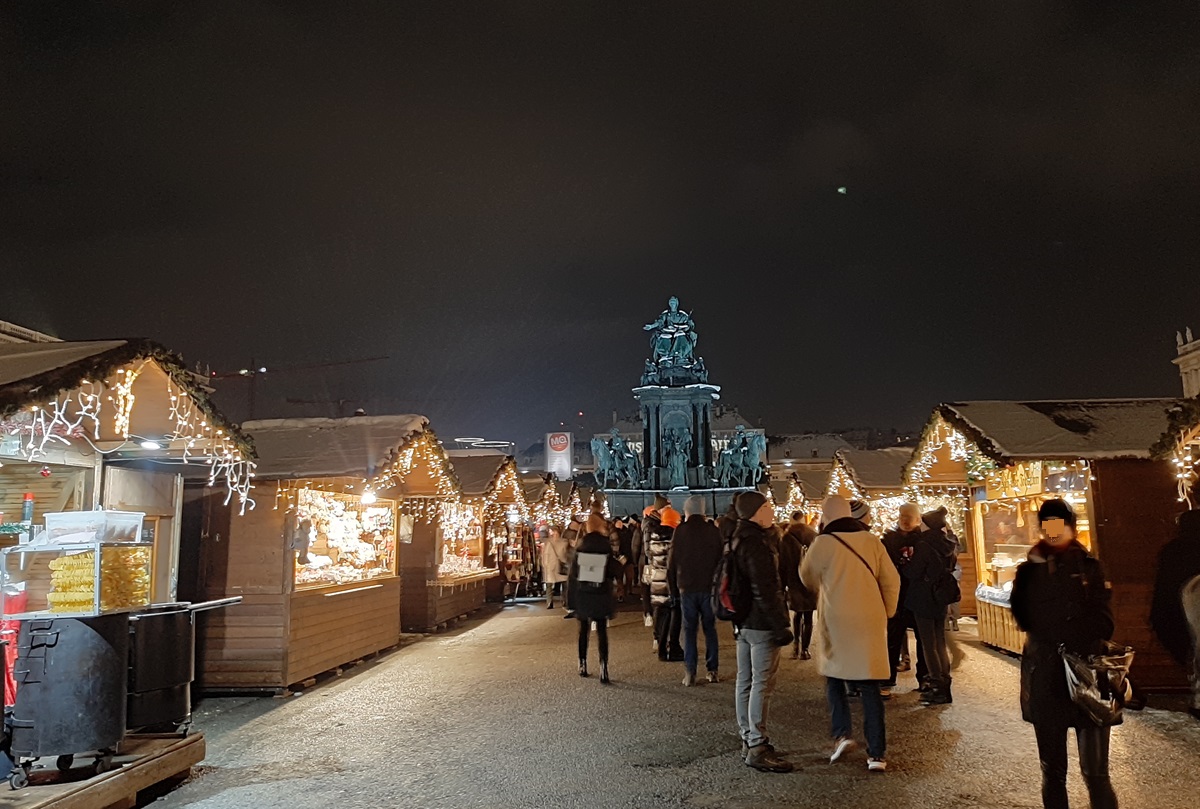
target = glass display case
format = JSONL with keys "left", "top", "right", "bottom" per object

{"left": 292, "top": 488, "right": 397, "bottom": 589}
{"left": 1, "top": 541, "right": 152, "bottom": 619}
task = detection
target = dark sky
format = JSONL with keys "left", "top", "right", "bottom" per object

{"left": 4, "top": 2, "right": 1199, "bottom": 446}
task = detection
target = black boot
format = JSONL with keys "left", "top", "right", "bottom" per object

{"left": 579, "top": 659, "right": 589, "bottom": 677}
{"left": 600, "top": 661, "right": 610, "bottom": 684}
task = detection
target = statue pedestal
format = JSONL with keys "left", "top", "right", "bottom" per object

{"left": 634, "top": 383, "right": 720, "bottom": 490}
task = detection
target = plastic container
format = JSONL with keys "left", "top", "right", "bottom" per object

{"left": 43, "top": 511, "right": 145, "bottom": 545}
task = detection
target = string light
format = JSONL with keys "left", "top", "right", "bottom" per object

{"left": 0, "top": 360, "right": 256, "bottom": 513}
{"left": 1172, "top": 427, "right": 1200, "bottom": 506}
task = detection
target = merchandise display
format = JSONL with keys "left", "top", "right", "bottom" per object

{"left": 292, "top": 488, "right": 397, "bottom": 589}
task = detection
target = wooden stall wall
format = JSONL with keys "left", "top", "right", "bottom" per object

{"left": 193, "top": 493, "right": 290, "bottom": 689}
{"left": 286, "top": 577, "right": 401, "bottom": 684}
{"left": 1090, "top": 459, "right": 1188, "bottom": 690}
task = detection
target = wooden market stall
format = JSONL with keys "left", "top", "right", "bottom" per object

{"left": 445, "top": 451, "right": 529, "bottom": 602}
{"left": 0, "top": 338, "right": 253, "bottom": 794}
{"left": 1, "top": 341, "right": 254, "bottom": 586}
{"left": 906, "top": 399, "right": 1199, "bottom": 689}
{"left": 388, "top": 431, "right": 498, "bottom": 632}
{"left": 191, "top": 415, "right": 428, "bottom": 690}
{"left": 829, "top": 448, "right": 916, "bottom": 532}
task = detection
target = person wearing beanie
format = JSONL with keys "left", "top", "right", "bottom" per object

{"left": 1011, "top": 498, "right": 1118, "bottom": 809}
{"left": 848, "top": 499, "right": 872, "bottom": 527}
{"left": 644, "top": 497, "right": 684, "bottom": 661}
{"left": 779, "top": 511, "right": 818, "bottom": 660}
{"left": 902, "top": 508, "right": 961, "bottom": 705}
{"left": 668, "top": 495, "right": 724, "bottom": 686}
{"left": 1150, "top": 510, "right": 1200, "bottom": 721}
{"left": 801, "top": 495, "right": 900, "bottom": 772}
{"left": 730, "top": 490, "right": 794, "bottom": 773}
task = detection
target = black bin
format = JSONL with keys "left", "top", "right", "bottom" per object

{"left": 127, "top": 606, "right": 194, "bottom": 731}
{"left": 10, "top": 615, "right": 127, "bottom": 760}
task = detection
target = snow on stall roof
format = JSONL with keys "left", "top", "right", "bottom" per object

{"left": 0, "top": 340, "right": 129, "bottom": 386}
{"left": 940, "top": 399, "right": 1189, "bottom": 462}
{"left": 242, "top": 415, "right": 429, "bottom": 479}
{"left": 789, "top": 461, "right": 833, "bottom": 500}
{"left": 839, "top": 447, "right": 914, "bottom": 490}
{"left": 446, "top": 450, "right": 510, "bottom": 496}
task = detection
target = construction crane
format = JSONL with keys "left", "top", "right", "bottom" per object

{"left": 210, "top": 355, "right": 388, "bottom": 419}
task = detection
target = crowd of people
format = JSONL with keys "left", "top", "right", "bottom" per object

{"left": 536, "top": 491, "right": 1200, "bottom": 809}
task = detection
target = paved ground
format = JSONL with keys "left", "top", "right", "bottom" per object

{"left": 157, "top": 602, "right": 1200, "bottom": 809}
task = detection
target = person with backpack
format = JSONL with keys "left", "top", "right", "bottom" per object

{"left": 902, "top": 507, "right": 961, "bottom": 705}
{"left": 667, "top": 495, "right": 724, "bottom": 686}
{"left": 801, "top": 496, "right": 900, "bottom": 773}
{"left": 1010, "top": 498, "right": 1118, "bottom": 809}
{"left": 779, "top": 511, "right": 817, "bottom": 660}
{"left": 726, "top": 491, "right": 794, "bottom": 773}
{"left": 570, "top": 512, "right": 626, "bottom": 684}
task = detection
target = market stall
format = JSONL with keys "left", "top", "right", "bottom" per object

{"left": 0, "top": 339, "right": 253, "bottom": 788}
{"left": 445, "top": 451, "right": 529, "bottom": 602}
{"left": 828, "top": 448, "right": 916, "bottom": 537}
{"left": 908, "top": 399, "right": 1198, "bottom": 688}
{"left": 191, "top": 415, "right": 426, "bottom": 690}
{"left": 381, "top": 430, "right": 496, "bottom": 632}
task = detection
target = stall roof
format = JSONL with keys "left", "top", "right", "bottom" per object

{"left": 838, "top": 447, "right": 913, "bottom": 491}
{"left": 243, "top": 415, "right": 428, "bottom": 479}
{"left": 0, "top": 338, "right": 253, "bottom": 456}
{"left": 937, "top": 399, "right": 1193, "bottom": 464}
{"left": 446, "top": 451, "right": 511, "bottom": 496}
{"left": 788, "top": 461, "right": 833, "bottom": 500}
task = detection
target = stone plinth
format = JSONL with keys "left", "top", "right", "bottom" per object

{"left": 634, "top": 383, "right": 720, "bottom": 490}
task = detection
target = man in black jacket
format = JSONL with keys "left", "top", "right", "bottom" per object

{"left": 668, "top": 495, "right": 724, "bottom": 686}
{"left": 1150, "top": 509, "right": 1200, "bottom": 720}
{"left": 881, "top": 503, "right": 926, "bottom": 691}
{"left": 731, "top": 491, "right": 794, "bottom": 773}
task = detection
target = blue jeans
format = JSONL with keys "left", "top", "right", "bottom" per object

{"left": 681, "top": 592, "right": 719, "bottom": 674}
{"left": 736, "top": 628, "right": 781, "bottom": 748}
{"left": 826, "top": 677, "right": 886, "bottom": 759}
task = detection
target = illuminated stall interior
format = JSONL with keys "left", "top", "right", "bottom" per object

{"left": 446, "top": 451, "right": 530, "bottom": 601}
{"left": 191, "top": 415, "right": 427, "bottom": 690}
{"left": 909, "top": 399, "right": 1197, "bottom": 689}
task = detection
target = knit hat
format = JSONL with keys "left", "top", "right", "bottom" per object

{"left": 660, "top": 505, "right": 682, "bottom": 528}
{"left": 1037, "top": 498, "right": 1077, "bottom": 529}
{"left": 684, "top": 495, "right": 707, "bottom": 518}
{"left": 735, "top": 491, "right": 769, "bottom": 520}
{"left": 848, "top": 499, "right": 872, "bottom": 526}
{"left": 821, "top": 495, "right": 852, "bottom": 525}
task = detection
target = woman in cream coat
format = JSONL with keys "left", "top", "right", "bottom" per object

{"left": 801, "top": 496, "right": 901, "bottom": 772}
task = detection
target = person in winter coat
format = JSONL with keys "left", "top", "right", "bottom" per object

{"left": 779, "top": 511, "right": 817, "bottom": 660}
{"left": 801, "top": 496, "right": 900, "bottom": 773}
{"left": 645, "top": 497, "right": 684, "bottom": 660}
{"left": 902, "top": 509, "right": 959, "bottom": 704}
{"left": 730, "top": 491, "right": 795, "bottom": 773}
{"left": 882, "top": 503, "right": 926, "bottom": 690}
{"left": 718, "top": 502, "right": 739, "bottom": 543}
{"left": 560, "top": 519, "right": 583, "bottom": 619}
{"left": 1011, "top": 498, "right": 1117, "bottom": 809}
{"left": 1150, "top": 510, "right": 1200, "bottom": 720}
{"left": 541, "top": 525, "right": 572, "bottom": 609}
{"left": 614, "top": 517, "right": 637, "bottom": 602}
{"left": 570, "top": 513, "right": 625, "bottom": 684}
{"left": 667, "top": 495, "right": 724, "bottom": 686}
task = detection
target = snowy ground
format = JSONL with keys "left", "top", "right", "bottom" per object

{"left": 152, "top": 603, "right": 1200, "bottom": 809}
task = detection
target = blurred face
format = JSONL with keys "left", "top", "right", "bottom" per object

{"left": 752, "top": 501, "right": 775, "bottom": 528}
{"left": 898, "top": 509, "right": 922, "bottom": 532}
{"left": 1040, "top": 517, "right": 1074, "bottom": 547}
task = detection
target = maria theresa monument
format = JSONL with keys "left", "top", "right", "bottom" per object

{"left": 594, "top": 296, "right": 767, "bottom": 512}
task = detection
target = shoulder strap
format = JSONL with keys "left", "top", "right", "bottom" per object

{"left": 830, "top": 533, "right": 875, "bottom": 577}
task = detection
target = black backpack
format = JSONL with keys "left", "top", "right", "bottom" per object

{"left": 712, "top": 537, "right": 752, "bottom": 623}
{"left": 932, "top": 547, "right": 962, "bottom": 606}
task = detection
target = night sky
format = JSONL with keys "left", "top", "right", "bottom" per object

{"left": 4, "top": 2, "right": 1199, "bottom": 445}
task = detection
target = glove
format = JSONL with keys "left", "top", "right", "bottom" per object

{"left": 773, "top": 629, "right": 795, "bottom": 648}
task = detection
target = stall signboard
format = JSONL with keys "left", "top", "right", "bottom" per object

{"left": 545, "top": 432, "right": 572, "bottom": 478}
